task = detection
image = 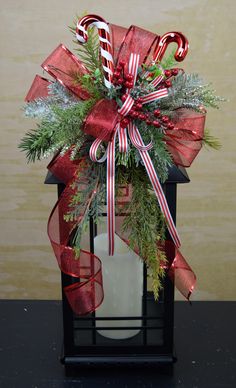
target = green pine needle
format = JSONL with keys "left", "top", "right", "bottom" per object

{"left": 70, "top": 19, "right": 102, "bottom": 74}
{"left": 203, "top": 128, "right": 222, "bottom": 150}
{"left": 161, "top": 50, "right": 178, "bottom": 69}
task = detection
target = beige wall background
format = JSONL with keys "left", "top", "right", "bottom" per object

{"left": 0, "top": 0, "right": 235, "bottom": 300}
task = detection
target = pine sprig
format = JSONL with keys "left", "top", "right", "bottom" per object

{"left": 161, "top": 50, "right": 178, "bottom": 69}
{"left": 132, "top": 119, "right": 173, "bottom": 182}
{"left": 120, "top": 166, "right": 167, "bottom": 299}
{"left": 66, "top": 162, "right": 106, "bottom": 253}
{"left": 19, "top": 99, "right": 95, "bottom": 162}
{"left": 203, "top": 128, "right": 221, "bottom": 150}
{"left": 23, "top": 82, "right": 77, "bottom": 120}
{"left": 72, "top": 69, "right": 105, "bottom": 99}
{"left": 158, "top": 72, "right": 225, "bottom": 112}
{"left": 70, "top": 21, "right": 102, "bottom": 74}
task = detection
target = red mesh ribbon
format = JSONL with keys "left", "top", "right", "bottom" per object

{"left": 164, "top": 108, "right": 206, "bottom": 167}
{"left": 110, "top": 24, "right": 159, "bottom": 68}
{"left": 26, "top": 22, "right": 206, "bottom": 313}
{"left": 47, "top": 152, "right": 104, "bottom": 315}
{"left": 41, "top": 44, "right": 90, "bottom": 100}
{"left": 165, "top": 241, "right": 196, "bottom": 298}
{"left": 25, "top": 75, "right": 50, "bottom": 102}
{"left": 83, "top": 99, "right": 118, "bottom": 142}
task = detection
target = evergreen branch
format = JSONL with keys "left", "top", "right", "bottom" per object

{"left": 160, "top": 49, "right": 178, "bottom": 69}
{"left": 203, "top": 128, "right": 222, "bottom": 150}
{"left": 71, "top": 70, "right": 105, "bottom": 99}
{"left": 65, "top": 162, "right": 106, "bottom": 254}
{"left": 120, "top": 165, "right": 167, "bottom": 299}
{"left": 19, "top": 99, "right": 96, "bottom": 162}
{"left": 23, "top": 82, "right": 77, "bottom": 120}
{"left": 18, "top": 125, "right": 55, "bottom": 162}
{"left": 156, "top": 72, "right": 225, "bottom": 112}
{"left": 70, "top": 21, "right": 102, "bottom": 73}
{"left": 133, "top": 119, "right": 173, "bottom": 182}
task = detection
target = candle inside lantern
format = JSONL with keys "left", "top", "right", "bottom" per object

{"left": 95, "top": 233, "right": 143, "bottom": 340}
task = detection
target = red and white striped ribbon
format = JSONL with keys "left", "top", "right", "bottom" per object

{"left": 118, "top": 94, "right": 134, "bottom": 116}
{"left": 128, "top": 53, "right": 140, "bottom": 86}
{"left": 128, "top": 124, "right": 152, "bottom": 151}
{"left": 151, "top": 74, "right": 164, "bottom": 87}
{"left": 89, "top": 138, "right": 108, "bottom": 163}
{"left": 89, "top": 51, "right": 180, "bottom": 255}
{"left": 118, "top": 124, "right": 128, "bottom": 153}
{"left": 107, "top": 131, "right": 117, "bottom": 255}
{"left": 140, "top": 88, "right": 168, "bottom": 104}
{"left": 129, "top": 123, "right": 181, "bottom": 248}
{"left": 89, "top": 127, "right": 118, "bottom": 255}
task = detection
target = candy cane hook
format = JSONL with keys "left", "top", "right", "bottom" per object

{"left": 153, "top": 31, "right": 189, "bottom": 63}
{"left": 76, "top": 14, "right": 114, "bottom": 88}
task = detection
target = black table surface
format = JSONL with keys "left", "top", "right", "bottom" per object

{"left": 0, "top": 300, "right": 235, "bottom": 388}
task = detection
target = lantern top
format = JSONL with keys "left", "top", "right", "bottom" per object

{"left": 44, "top": 165, "right": 189, "bottom": 186}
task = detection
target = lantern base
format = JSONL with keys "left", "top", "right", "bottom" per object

{"left": 61, "top": 354, "right": 176, "bottom": 371}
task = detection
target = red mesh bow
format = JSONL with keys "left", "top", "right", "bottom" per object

{"left": 25, "top": 19, "right": 206, "bottom": 314}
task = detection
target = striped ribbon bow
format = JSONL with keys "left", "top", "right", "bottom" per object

{"left": 89, "top": 53, "right": 181, "bottom": 256}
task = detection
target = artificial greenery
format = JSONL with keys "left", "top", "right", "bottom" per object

{"left": 157, "top": 72, "right": 225, "bottom": 112}
{"left": 19, "top": 21, "right": 223, "bottom": 297}
{"left": 203, "top": 127, "right": 221, "bottom": 150}
{"left": 20, "top": 99, "right": 95, "bottom": 162}
{"left": 70, "top": 19, "right": 102, "bottom": 74}
{"left": 119, "top": 166, "right": 167, "bottom": 299}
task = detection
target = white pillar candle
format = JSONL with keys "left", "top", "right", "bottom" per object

{"left": 94, "top": 233, "right": 143, "bottom": 339}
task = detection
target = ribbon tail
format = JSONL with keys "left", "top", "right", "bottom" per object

{"left": 167, "top": 245, "right": 196, "bottom": 300}
{"left": 47, "top": 150, "right": 104, "bottom": 315}
{"left": 107, "top": 132, "right": 117, "bottom": 255}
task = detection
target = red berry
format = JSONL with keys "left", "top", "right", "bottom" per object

{"left": 153, "top": 120, "right": 161, "bottom": 128}
{"left": 167, "top": 122, "right": 175, "bottom": 129}
{"left": 139, "top": 113, "right": 146, "bottom": 120}
{"left": 136, "top": 97, "right": 143, "bottom": 104}
{"left": 129, "top": 109, "right": 137, "bottom": 117}
{"left": 121, "top": 94, "right": 128, "bottom": 102}
{"left": 161, "top": 115, "right": 170, "bottom": 123}
{"left": 116, "top": 65, "right": 122, "bottom": 72}
{"left": 164, "top": 69, "right": 172, "bottom": 78}
{"left": 171, "top": 68, "right": 179, "bottom": 76}
{"left": 113, "top": 71, "right": 120, "bottom": 78}
{"left": 124, "top": 81, "right": 133, "bottom": 89}
{"left": 146, "top": 119, "right": 152, "bottom": 125}
{"left": 154, "top": 109, "right": 161, "bottom": 117}
{"left": 120, "top": 118, "right": 130, "bottom": 128}
{"left": 136, "top": 103, "right": 143, "bottom": 110}
{"left": 117, "top": 78, "right": 124, "bottom": 85}
{"left": 125, "top": 73, "right": 134, "bottom": 82}
{"left": 165, "top": 80, "right": 172, "bottom": 88}
{"left": 119, "top": 60, "right": 126, "bottom": 67}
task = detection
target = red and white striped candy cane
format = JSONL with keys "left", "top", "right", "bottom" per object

{"left": 153, "top": 31, "right": 189, "bottom": 63}
{"left": 76, "top": 15, "right": 114, "bottom": 88}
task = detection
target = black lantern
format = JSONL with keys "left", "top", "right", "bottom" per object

{"left": 45, "top": 164, "right": 189, "bottom": 375}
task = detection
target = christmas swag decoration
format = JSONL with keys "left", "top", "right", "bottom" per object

{"left": 20, "top": 14, "right": 222, "bottom": 315}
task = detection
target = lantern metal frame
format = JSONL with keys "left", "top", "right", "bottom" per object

{"left": 45, "top": 165, "right": 189, "bottom": 374}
